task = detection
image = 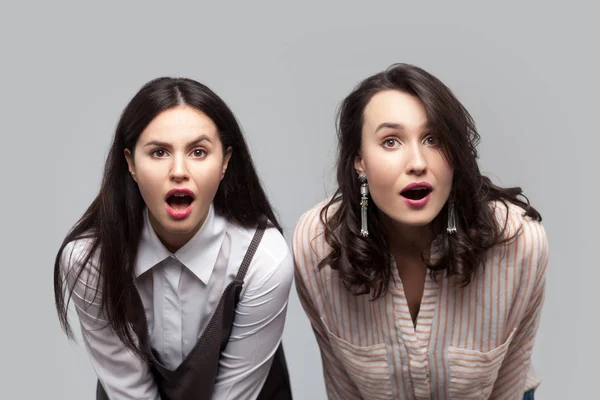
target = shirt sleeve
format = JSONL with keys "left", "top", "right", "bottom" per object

{"left": 489, "top": 219, "right": 549, "bottom": 399}
{"left": 292, "top": 208, "right": 364, "bottom": 400}
{"left": 211, "top": 229, "right": 295, "bottom": 400}
{"left": 60, "top": 239, "right": 161, "bottom": 400}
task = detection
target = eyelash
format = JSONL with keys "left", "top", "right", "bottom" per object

{"left": 425, "top": 136, "right": 438, "bottom": 146}
{"left": 150, "top": 149, "right": 168, "bottom": 158}
{"left": 382, "top": 138, "right": 400, "bottom": 148}
{"left": 381, "top": 135, "right": 438, "bottom": 148}
{"left": 191, "top": 148, "right": 207, "bottom": 157}
{"left": 149, "top": 148, "right": 207, "bottom": 158}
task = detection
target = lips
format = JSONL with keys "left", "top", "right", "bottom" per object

{"left": 165, "top": 188, "right": 195, "bottom": 219}
{"left": 400, "top": 182, "right": 433, "bottom": 201}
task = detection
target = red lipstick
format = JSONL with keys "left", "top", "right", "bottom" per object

{"left": 165, "top": 188, "right": 195, "bottom": 219}
{"left": 400, "top": 182, "right": 433, "bottom": 208}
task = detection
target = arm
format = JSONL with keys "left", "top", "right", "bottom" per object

{"left": 292, "top": 209, "right": 363, "bottom": 400}
{"left": 61, "top": 240, "right": 160, "bottom": 400}
{"left": 211, "top": 231, "right": 295, "bottom": 400}
{"left": 294, "top": 269, "right": 364, "bottom": 400}
{"left": 489, "top": 221, "right": 549, "bottom": 399}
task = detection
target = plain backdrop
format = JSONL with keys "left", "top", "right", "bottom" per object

{"left": 1, "top": 1, "right": 597, "bottom": 398}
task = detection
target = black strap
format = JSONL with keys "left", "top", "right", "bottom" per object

{"left": 235, "top": 221, "right": 267, "bottom": 281}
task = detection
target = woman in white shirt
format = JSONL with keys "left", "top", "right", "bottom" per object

{"left": 54, "top": 77, "right": 294, "bottom": 400}
{"left": 293, "top": 63, "right": 547, "bottom": 399}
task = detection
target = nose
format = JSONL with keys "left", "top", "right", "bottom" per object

{"left": 169, "top": 154, "right": 190, "bottom": 182}
{"left": 406, "top": 143, "right": 427, "bottom": 176}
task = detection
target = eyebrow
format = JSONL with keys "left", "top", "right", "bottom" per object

{"left": 143, "top": 135, "right": 212, "bottom": 148}
{"left": 374, "top": 122, "right": 432, "bottom": 133}
{"left": 374, "top": 122, "right": 405, "bottom": 133}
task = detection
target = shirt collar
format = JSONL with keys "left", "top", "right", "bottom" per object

{"left": 135, "top": 204, "right": 228, "bottom": 284}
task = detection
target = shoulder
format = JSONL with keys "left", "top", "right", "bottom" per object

{"left": 489, "top": 200, "right": 547, "bottom": 244}
{"left": 489, "top": 200, "right": 549, "bottom": 278}
{"left": 60, "top": 235, "right": 98, "bottom": 277}
{"left": 59, "top": 234, "right": 103, "bottom": 301}
{"left": 292, "top": 198, "right": 339, "bottom": 282}
{"left": 293, "top": 198, "right": 339, "bottom": 254}
{"left": 230, "top": 222, "right": 294, "bottom": 291}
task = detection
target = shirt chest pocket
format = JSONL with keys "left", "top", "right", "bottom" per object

{"left": 447, "top": 328, "right": 517, "bottom": 399}
{"left": 322, "top": 318, "right": 393, "bottom": 400}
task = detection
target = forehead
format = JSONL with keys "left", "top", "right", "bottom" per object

{"left": 363, "top": 90, "right": 428, "bottom": 130}
{"left": 139, "top": 105, "right": 219, "bottom": 143}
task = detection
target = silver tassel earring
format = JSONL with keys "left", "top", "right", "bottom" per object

{"left": 447, "top": 199, "right": 457, "bottom": 234}
{"left": 359, "top": 174, "right": 369, "bottom": 237}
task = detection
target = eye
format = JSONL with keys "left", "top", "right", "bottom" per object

{"left": 382, "top": 137, "right": 400, "bottom": 149}
{"left": 150, "top": 149, "right": 168, "bottom": 158}
{"left": 191, "top": 148, "right": 207, "bottom": 158}
{"left": 424, "top": 135, "right": 438, "bottom": 146}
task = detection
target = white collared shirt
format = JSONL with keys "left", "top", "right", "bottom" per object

{"left": 61, "top": 205, "right": 294, "bottom": 400}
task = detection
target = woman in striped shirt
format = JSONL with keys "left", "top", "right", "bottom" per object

{"left": 293, "top": 63, "right": 548, "bottom": 400}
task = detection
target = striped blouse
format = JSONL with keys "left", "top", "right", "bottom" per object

{"left": 293, "top": 199, "right": 549, "bottom": 400}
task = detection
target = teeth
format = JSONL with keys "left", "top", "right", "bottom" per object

{"left": 173, "top": 193, "right": 189, "bottom": 197}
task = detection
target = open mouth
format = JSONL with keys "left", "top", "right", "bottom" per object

{"left": 400, "top": 187, "right": 432, "bottom": 200}
{"left": 166, "top": 193, "right": 194, "bottom": 210}
{"left": 165, "top": 189, "right": 195, "bottom": 213}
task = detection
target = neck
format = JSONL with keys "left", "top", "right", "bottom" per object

{"left": 382, "top": 216, "right": 436, "bottom": 257}
{"left": 148, "top": 214, "right": 206, "bottom": 254}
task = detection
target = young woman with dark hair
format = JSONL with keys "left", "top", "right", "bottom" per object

{"left": 54, "top": 77, "right": 294, "bottom": 399}
{"left": 294, "top": 63, "right": 547, "bottom": 400}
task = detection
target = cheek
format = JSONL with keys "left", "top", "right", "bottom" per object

{"left": 136, "top": 177, "right": 163, "bottom": 205}
{"left": 363, "top": 147, "right": 401, "bottom": 188}
{"left": 133, "top": 165, "right": 164, "bottom": 200}
{"left": 433, "top": 157, "right": 454, "bottom": 186}
{"left": 189, "top": 161, "right": 225, "bottom": 194}
{"left": 431, "top": 157, "right": 454, "bottom": 201}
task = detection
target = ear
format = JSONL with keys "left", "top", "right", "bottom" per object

{"left": 221, "top": 146, "right": 233, "bottom": 180}
{"left": 354, "top": 151, "right": 365, "bottom": 176}
{"left": 124, "top": 148, "right": 138, "bottom": 183}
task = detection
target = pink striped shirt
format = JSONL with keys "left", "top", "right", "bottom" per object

{"left": 293, "top": 199, "right": 548, "bottom": 399}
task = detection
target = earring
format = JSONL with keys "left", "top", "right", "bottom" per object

{"left": 359, "top": 174, "right": 369, "bottom": 237}
{"left": 447, "top": 199, "right": 457, "bottom": 234}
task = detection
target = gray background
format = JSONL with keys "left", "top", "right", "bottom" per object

{"left": 1, "top": 1, "right": 597, "bottom": 398}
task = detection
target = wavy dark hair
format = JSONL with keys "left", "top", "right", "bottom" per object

{"left": 54, "top": 77, "right": 281, "bottom": 358}
{"left": 319, "top": 63, "right": 541, "bottom": 298}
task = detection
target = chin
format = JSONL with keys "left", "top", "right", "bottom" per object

{"left": 387, "top": 211, "right": 436, "bottom": 228}
{"left": 160, "top": 217, "right": 201, "bottom": 235}
{"left": 398, "top": 219, "right": 433, "bottom": 228}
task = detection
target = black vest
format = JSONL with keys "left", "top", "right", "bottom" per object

{"left": 97, "top": 224, "right": 293, "bottom": 399}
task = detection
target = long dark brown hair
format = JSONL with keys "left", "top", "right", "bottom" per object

{"left": 319, "top": 63, "right": 541, "bottom": 298}
{"left": 54, "top": 77, "right": 281, "bottom": 357}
